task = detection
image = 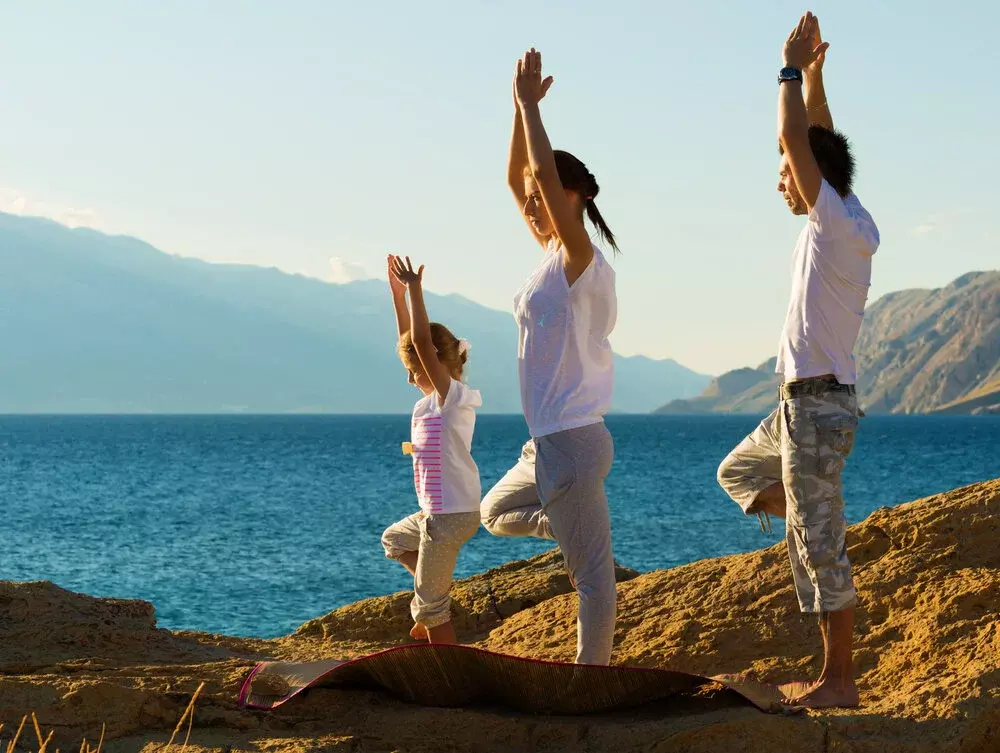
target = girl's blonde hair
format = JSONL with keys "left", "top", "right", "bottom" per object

{"left": 398, "top": 323, "right": 467, "bottom": 379}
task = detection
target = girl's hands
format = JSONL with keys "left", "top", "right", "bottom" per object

{"left": 387, "top": 253, "right": 407, "bottom": 297}
{"left": 390, "top": 255, "right": 424, "bottom": 288}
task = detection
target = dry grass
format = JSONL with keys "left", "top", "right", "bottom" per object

{"left": 0, "top": 682, "right": 205, "bottom": 753}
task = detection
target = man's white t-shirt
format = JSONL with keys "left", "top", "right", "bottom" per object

{"left": 410, "top": 379, "right": 482, "bottom": 515}
{"left": 776, "top": 179, "right": 880, "bottom": 385}
{"left": 513, "top": 240, "right": 617, "bottom": 438}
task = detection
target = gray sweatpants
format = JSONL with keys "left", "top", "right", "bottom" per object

{"left": 481, "top": 422, "right": 616, "bottom": 665}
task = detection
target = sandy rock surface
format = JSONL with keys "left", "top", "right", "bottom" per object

{"left": 1, "top": 478, "right": 997, "bottom": 752}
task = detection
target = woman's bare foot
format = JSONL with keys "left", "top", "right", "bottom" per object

{"left": 427, "top": 620, "right": 458, "bottom": 644}
{"left": 787, "top": 677, "right": 859, "bottom": 709}
{"left": 777, "top": 679, "right": 818, "bottom": 703}
{"left": 409, "top": 622, "right": 428, "bottom": 641}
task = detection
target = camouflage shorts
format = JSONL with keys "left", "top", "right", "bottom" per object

{"left": 716, "top": 387, "right": 859, "bottom": 613}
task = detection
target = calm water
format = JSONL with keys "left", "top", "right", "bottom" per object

{"left": 1, "top": 414, "right": 996, "bottom": 638}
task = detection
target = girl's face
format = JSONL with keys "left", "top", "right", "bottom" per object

{"left": 405, "top": 360, "right": 434, "bottom": 395}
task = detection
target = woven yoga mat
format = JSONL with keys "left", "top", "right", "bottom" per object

{"left": 238, "top": 643, "right": 794, "bottom": 715}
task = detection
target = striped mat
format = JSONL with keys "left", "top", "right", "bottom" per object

{"left": 238, "top": 643, "right": 792, "bottom": 715}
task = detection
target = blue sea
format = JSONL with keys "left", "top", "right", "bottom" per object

{"left": 1, "top": 414, "right": 996, "bottom": 638}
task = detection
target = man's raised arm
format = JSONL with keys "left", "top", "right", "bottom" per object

{"left": 803, "top": 16, "right": 833, "bottom": 130}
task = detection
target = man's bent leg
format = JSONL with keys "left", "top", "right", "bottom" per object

{"left": 717, "top": 407, "right": 784, "bottom": 528}
{"left": 754, "top": 482, "right": 788, "bottom": 518}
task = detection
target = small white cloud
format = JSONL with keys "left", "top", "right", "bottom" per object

{"left": 0, "top": 187, "right": 103, "bottom": 230}
{"left": 328, "top": 257, "right": 371, "bottom": 284}
{"left": 0, "top": 192, "right": 29, "bottom": 215}
{"left": 60, "top": 207, "right": 101, "bottom": 229}
{"left": 911, "top": 209, "right": 973, "bottom": 238}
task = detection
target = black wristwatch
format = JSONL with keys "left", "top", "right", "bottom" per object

{"left": 778, "top": 66, "right": 803, "bottom": 84}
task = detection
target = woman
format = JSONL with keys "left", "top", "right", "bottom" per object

{"left": 481, "top": 48, "right": 619, "bottom": 665}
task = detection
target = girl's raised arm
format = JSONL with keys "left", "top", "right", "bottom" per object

{"left": 390, "top": 256, "right": 452, "bottom": 403}
{"left": 387, "top": 253, "right": 410, "bottom": 341}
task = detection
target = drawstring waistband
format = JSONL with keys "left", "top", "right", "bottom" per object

{"left": 756, "top": 511, "right": 773, "bottom": 535}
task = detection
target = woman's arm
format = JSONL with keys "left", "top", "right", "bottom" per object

{"left": 509, "top": 78, "right": 552, "bottom": 248}
{"left": 515, "top": 49, "right": 594, "bottom": 284}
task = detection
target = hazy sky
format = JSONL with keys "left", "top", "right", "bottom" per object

{"left": 1, "top": 1, "right": 996, "bottom": 375}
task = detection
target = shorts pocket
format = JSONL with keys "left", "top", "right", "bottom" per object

{"left": 815, "top": 411, "right": 857, "bottom": 458}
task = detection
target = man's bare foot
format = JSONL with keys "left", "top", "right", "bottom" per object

{"left": 788, "top": 677, "right": 859, "bottom": 709}
{"left": 409, "top": 622, "right": 428, "bottom": 641}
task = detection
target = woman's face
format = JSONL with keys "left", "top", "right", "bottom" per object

{"left": 522, "top": 174, "right": 554, "bottom": 237}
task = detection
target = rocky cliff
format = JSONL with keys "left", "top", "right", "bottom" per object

{"left": 657, "top": 271, "right": 1000, "bottom": 415}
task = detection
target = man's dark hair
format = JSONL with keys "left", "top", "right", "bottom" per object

{"left": 780, "top": 125, "right": 856, "bottom": 197}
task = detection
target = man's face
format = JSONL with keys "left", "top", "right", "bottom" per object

{"left": 778, "top": 155, "right": 808, "bottom": 216}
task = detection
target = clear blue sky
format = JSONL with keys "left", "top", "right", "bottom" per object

{"left": 1, "top": 1, "right": 996, "bottom": 375}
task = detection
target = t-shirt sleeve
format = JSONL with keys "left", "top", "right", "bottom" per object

{"left": 809, "top": 180, "right": 880, "bottom": 256}
{"left": 808, "top": 179, "right": 853, "bottom": 238}
{"left": 438, "top": 379, "right": 483, "bottom": 413}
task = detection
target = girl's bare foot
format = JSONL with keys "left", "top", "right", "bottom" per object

{"left": 409, "top": 622, "right": 428, "bottom": 641}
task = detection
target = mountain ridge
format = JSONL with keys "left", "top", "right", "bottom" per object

{"left": 655, "top": 270, "right": 1000, "bottom": 415}
{"left": 0, "top": 212, "right": 709, "bottom": 414}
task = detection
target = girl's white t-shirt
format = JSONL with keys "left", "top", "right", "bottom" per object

{"left": 513, "top": 240, "right": 617, "bottom": 439}
{"left": 410, "top": 379, "right": 482, "bottom": 515}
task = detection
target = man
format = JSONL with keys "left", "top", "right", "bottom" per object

{"left": 716, "top": 12, "right": 880, "bottom": 709}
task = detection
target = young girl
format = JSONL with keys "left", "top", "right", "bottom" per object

{"left": 480, "top": 49, "right": 619, "bottom": 665}
{"left": 382, "top": 254, "right": 482, "bottom": 644}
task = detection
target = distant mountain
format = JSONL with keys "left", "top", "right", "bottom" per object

{"left": 654, "top": 358, "right": 778, "bottom": 415}
{"left": 610, "top": 354, "right": 712, "bottom": 414}
{"left": 655, "top": 271, "right": 1000, "bottom": 416}
{"left": 856, "top": 271, "right": 1000, "bottom": 414}
{"left": 0, "top": 212, "right": 709, "bottom": 414}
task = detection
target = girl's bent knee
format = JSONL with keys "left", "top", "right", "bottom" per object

{"left": 381, "top": 531, "right": 408, "bottom": 560}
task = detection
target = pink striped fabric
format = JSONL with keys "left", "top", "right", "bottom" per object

{"left": 412, "top": 415, "right": 444, "bottom": 509}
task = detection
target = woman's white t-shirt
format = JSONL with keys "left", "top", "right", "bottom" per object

{"left": 513, "top": 240, "right": 617, "bottom": 439}
{"left": 410, "top": 379, "right": 482, "bottom": 515}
